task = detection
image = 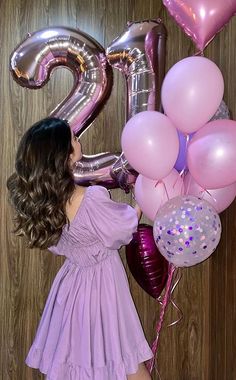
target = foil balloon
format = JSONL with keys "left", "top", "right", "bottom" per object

{"left": 106, "top": 19, "right": 167, "bottom": 117}
{"left": 163, "top": 0, "right": 236, "bottom": 51}
{"left": 73, "top": 152, "right": 120, "bottom": 188}
{"left": 106, "top": 19, "right": 167, "bottom": 189}
{"left": 10, "top": 26, "right": 122, "bottom": 189}
{"left": 153, "top": 196, "right": 222, "bottom": 267}
{"left": 10, "top": 26, "right": 113, "bottom": 135}
{"left": 126, "top": 224, "right": 168, "bottom": 299}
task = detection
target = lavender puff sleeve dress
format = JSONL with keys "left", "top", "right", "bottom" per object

{"left": 25, "top": 186, "right": 153, "bottom": 380}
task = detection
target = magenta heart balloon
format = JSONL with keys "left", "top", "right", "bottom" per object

{"left": 126, "top": 224, "right": 168, "bottom": 299}
{"left": 163, "top": 0, "right": 236, "bottom": 51}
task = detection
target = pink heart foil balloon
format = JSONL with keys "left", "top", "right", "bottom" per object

{"left": 126, "top": 224, "right": 168, "bottom": 299}
{"left": 163, "top": 0, "right": 236, "bottom": 51}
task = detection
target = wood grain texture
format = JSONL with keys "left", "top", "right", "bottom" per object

{"left": 1, "top": 1, "right": 236, "bottom": 379}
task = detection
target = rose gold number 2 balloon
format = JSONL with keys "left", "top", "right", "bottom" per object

{"left": 10, "top": 26, "right": 119, "bottom": 188}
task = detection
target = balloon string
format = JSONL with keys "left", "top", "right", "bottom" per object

{"left": 162, "top": 181, "right": 169, "bottom": 201}
{"left": 177, "top": 133, "right": 190, "bottom": 195}
{"left": 185, "top": 173, "right": 191, "bottom": 195}
{"left": 197, "top": 188, "right": 218, "bottom": 209}
{"left": 185, "top": 178, "right": 218, "bottom": 210}
{"left": 204, "top": 189, "right": 218, "bottom": 207}
{"left": 152, "top": 363, "right": 162, "bottom": 380}
{"left": 146, "top": 263, "right": 176, "bottom": 374}
{"left": 179, "top": 168, "right": 185, "bottom": 178}
{"left": 194, "top": 50, "right": 204, "bottom": 57}
{"left": 150, "top": 269, "right": 182, "bottom": 380}
{"left": 157, "top": 269, "right": 183, "bottom": 327}
{"left": 168, "top": 298, "right": 183, "bottom": 327}
{"left": 154, "top": 180, "right": 170, "bottom": 205}
{"left": 175, "top": 171, "right": 185, "bottom": 196}
{"left": 167, "top": 269, "right": 183, "bottom": 327}
{"left": 181, "top": 133, "right": 190, "bottom": 177}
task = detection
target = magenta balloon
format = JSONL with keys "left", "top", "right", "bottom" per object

{"left": 184, "top": 172, "right": 236, "bottom": 213}
{"left": 163, "top": 0, "right": 236, "bottom": 51}
{"left": 126, "top": 224, "right": 168, "bottom": 299}
{"left": 161, "top": 57, "right": 224, "bottom": 134}
{"left": 134, "top": 169, "right": 184, "bottom": 221}
{"left": 121, "top": 111, "right": 179, "bottom": 180}
{"left": 187, "top": 119, "right": 236, "bottom": 189}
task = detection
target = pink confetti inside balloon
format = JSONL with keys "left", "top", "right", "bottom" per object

{"left": 153, "top": 196, "right": 221, "bottom": 267}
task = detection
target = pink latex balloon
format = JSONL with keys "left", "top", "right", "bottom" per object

{"left": 163, "top": 0, "right": 236, "bottom": 51}
{"left": 121, "top": 111, "right": 179, "bottom": 180}
{"left": 161, "top": 56, "right": 224, "bottom": 134}
{"left": 187, "top": 119, "right": 236, "bottom": 189}
{"left": 134, "top": 169, "right": 184, "bottom": 221}
{"left": 184, "top": 172, "right": 236, "bottom": 213}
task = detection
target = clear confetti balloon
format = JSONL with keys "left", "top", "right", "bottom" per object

{"left": 153, "top": 196, "right": 221, "bottom": 267}
{"left": 210, "top": 99, "right": 230, "bottom": 121}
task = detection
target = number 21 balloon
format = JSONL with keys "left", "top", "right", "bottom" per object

{"left": 10, "top": 23, "right": 167, "bottom": 190}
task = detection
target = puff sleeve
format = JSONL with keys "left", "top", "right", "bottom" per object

{"left": 85, "top": 186, "right": 138, "bottom": 250}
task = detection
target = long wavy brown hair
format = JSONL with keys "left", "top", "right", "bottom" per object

{"left": 7, "top": 118, "right": 76, "bottom": 249}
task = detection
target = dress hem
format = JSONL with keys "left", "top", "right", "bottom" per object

{"left": 26, "top": 339, "right": 153, "bottom": 379}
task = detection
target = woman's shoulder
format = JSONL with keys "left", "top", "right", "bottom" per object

{"left": 65, "top": 186, "right": 109, "bottom": 223}
{"left": 65, "top": 186, "right": 87, "bottom": 223}
{"left": 88, "top": 185, "right": 109, "bottom": 197}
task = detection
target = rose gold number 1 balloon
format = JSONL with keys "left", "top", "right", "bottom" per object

{"left": 106, "top": 20, "right": 167, "bottom": 190}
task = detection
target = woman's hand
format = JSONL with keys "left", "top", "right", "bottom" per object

{"left": 130, "top": 183, "right": 142, "bottom": 220}
{"left": 134, "top": 204, "right": 142, "bottom": 221}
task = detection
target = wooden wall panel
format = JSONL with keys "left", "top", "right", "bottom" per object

{"left": 1, "top": 1, "right": 235, "bottom": 379}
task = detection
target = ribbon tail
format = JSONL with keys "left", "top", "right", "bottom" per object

{"left": 146, "top": 263, "right": 176, "bottom": 373}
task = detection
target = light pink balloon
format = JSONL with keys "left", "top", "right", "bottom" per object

{"left": 161, "top": 56, "right": 224, "bottom": 134}
{"left": 121, "top": 111, "right": 179, "bottom": 180}
{"left": 187, "top": 119, "right": 236, "bottom": 189}
{"left": 134, "top": 169, "right": 184, "bottom": 221}
{"left": 184, "top": 172, "right": 236, "bottom": 213}
{"left": 163, "top": 0, "right": 236, "bottom": 51}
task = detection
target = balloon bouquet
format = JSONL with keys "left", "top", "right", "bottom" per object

{"left": 122, "top": 1, "right": 236, "bottom": 372}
